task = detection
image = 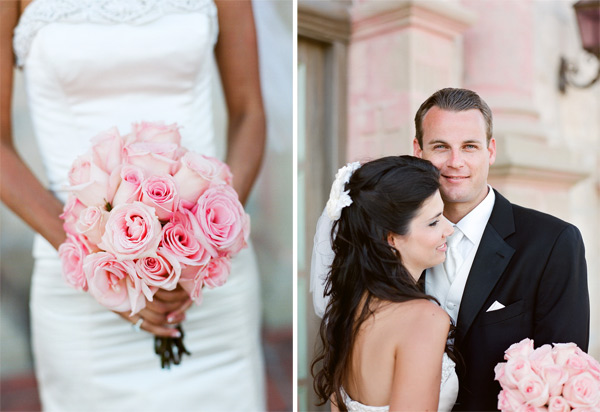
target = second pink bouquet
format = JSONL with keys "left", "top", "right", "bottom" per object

{"left": 58, "top": 121, "right": 249, "bottom": 368}
{"left": 495, "top": 338, "right": 600, "bottom": 411}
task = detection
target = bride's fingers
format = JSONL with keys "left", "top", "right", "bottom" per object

{"left": 114, "top": 286, "right": 192, "bottom": 331}
{"left": 145, "top": 296, "right": 181, "bottom": 315}
{"left": 151, "top": 287, "right": 193, "bottom": 322}
{"left": 115, "top": 309, "right": 178, "bottom": 337}
{"left": 153, "top": 286, "right": 189, "bottom": 303}
{"left": 140, "top": 303, "right": 186, "bottom": 325}
{"left": 135, "top": 307, "right": 170, "bottom": 326}
{"left": 166, "top": 298, "right": 194, "bottom": 323}
{"left": 128, "top": 314, "right": 181, "bottom": 338}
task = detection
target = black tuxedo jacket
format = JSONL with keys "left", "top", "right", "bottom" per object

{"left": 449, "top": 190, "right": 589, "bottom": 411}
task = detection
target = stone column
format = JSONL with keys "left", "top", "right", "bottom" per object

{"left": 346, "top": 0, "right": 475, "bottom": 161}
{"left": 460, "top": 0, "right": 590, "bottom": 217}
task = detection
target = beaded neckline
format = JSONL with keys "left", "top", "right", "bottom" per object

{"left": 13, "top": 0, "right": 217, "bottom": 68}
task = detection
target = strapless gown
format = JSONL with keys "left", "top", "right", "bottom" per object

{"left": 341, "top": 353, "right": 458, "bottom": 412}
{"left": 13, "top": 0, "right": 265, "bottom": 410}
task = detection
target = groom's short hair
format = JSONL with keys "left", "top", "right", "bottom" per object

{"left": 414, "top": 88, "right": 493, "bottom": 148}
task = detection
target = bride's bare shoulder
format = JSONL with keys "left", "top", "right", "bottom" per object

{"left": 376, "top": 299, "right": 450, "bottom": 340}
{"left": 378, "top": 298, "right": 448, "bottom": 321}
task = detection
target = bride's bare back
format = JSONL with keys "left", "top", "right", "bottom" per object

{"left": 341, "top": 298, "right": 450, "bottom": 411}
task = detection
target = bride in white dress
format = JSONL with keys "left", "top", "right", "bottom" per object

{"left": 1, "top": 0, "right": 266, "bottom": 410}
{"left": 311, "top": 156, "right": 459, "bottom": 411}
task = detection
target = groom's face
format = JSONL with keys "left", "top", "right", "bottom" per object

{"left": 414, "top": 106, "right": 496, "bottom": 216}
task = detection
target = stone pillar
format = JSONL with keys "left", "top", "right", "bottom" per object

{"left": 346, "top": 0, "right": 475, "bottom": 161}
{"left": 460, "top": 0, "right": 590, "bottom": 217}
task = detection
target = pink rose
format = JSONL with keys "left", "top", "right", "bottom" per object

{"left": 169, "top": 209, "right": 195, "bottom": 231}
{"left": 121, "top": 266, "right": 155, "bottom": 315}
{"left": 128, "top": 121, "right": 182, "bottom": 145}
{"left": 193, "top": 185, "right": 250, "bottom": 256}
{"left": 496, "top": 362, "right": 510, "bottom": 387}
{"left": 75, "top": 206, "right": 109, "bottom": 246}
{"left": 575, "top": 349, "right": 600, "bottom": 380}
{"left": 173, "top": 153, "right": 233, "bottom": 206}
{"left": 124, "top": 141, "right": 180, "bottom": 176}
{"left": 541, "top": 365, "right": 570, "bottom": 397}
{"left": 68, "top": 154, "right": 96, "bottom": 187}
{"left": 517, "top": 373, "right": 549, "bottom": 407}
{"left": 179, "top": 269, "right": 204, "bottom": 304}
{"left": 498, "top": 388, "right": 526, "bottom": 411}
{"left": 548, "top": 396, "right": 571, "bottom": 412}
{"left": 505, "top": 338, "right": 535, "bottom": 361}
{"left": 530, "top": 344, "right": 555, "bottom": 374}
{"left": 160, "top": 220, "right": 211, "bottom": 274}
{"left": 203, "top": 257, "right": 231, "bottom": 289}
{"left": 99, "top": 202, "right": 162, "bottom": 261}
{"left": 58, "top": 234, "right": 90, "bottom": 291}
{"left": 135, "top": 249, "right": 181, "bottom": 291}
{"left": 504, "top": 357, "right": 535, "bottom": 388}
{"left": 563, "top": 353, "right": 591, "bottom": 377}
{"left": 90, "top": 127, "right": 123, "bottom": 174}
{"left": 554, "top": 343, "right": 580, "bottom": 366}
{"left": 83, "top": 252, "right": 140, "bottom": 313}
{"left": 112, "top": 165, "right": 145, "bottom": 206}
{"left": 515, "top": 406, "right": 548, "bottom": 412}
{"left": 563, "top": 372, "right": 600, "bottom": 408}
{"left": 61, "top": 195, "right": 87, "bottom": 236}
{"left": 140, "top": 175, "right": 179, "bottom": 221}
{"left": 67, "top": 154, "right": 112, "bottom": 207}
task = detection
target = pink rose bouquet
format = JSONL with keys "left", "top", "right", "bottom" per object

{"left": 57, "top": 121, "right": 249, "bottom": 368}
{"left": 495, "top": 338, "right": 600, "bottom": 411}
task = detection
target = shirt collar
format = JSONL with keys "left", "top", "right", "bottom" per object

{"left": 454, "top": 185, "right": 495, "bottom": 245}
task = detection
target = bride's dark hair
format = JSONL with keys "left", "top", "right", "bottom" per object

{"left": 311, "top": 155, "right": 451, "bottom": 411}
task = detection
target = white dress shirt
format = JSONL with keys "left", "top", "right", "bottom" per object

{"left": 425, "top": 187, "right": 496, "bottom": 323}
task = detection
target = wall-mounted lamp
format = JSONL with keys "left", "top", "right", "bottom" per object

{"left": 559, "top": 0, "right": 600, "bottom": 93}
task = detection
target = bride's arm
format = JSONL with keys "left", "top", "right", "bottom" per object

{"left": 0, "top": 2, "right": 65, "bottom": 250}
{"left": 214, "top": 0, "right": 266, "bottom": 206}
{"left": 388, "top": 302, "right": 450, "bottom": 411}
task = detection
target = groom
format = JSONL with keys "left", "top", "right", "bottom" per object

{"left": 413, "top": 88, "right": 589, "bottom": 410}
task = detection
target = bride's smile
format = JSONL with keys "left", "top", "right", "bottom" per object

{"left": 387, "top": 190, "right": 454, "bottom": 281}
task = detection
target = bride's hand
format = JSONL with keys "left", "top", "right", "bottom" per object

{"left": 155, "top": 285, "right": 194, "bottom": 325}
{"left": 117, "top": 285, "right": 193, "bottom": 338}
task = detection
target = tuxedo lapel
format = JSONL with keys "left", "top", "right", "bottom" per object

{"left": 456, "top": 191, "right": 516, "bottom": 344}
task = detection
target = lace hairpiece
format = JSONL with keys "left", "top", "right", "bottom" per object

{"left": 325, "top": 161, "right": 361, "bottom": 220}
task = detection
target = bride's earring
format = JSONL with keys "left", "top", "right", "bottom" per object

{"left": 386, "top": 234, "right": 401, "bottom": 258}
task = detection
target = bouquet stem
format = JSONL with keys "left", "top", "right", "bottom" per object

{"left": 154, "top": 324, "right": 191, "bottom": 369}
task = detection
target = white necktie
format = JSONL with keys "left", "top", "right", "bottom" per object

{"left": 444, "top": 227, "right": 464, "bottom": 283}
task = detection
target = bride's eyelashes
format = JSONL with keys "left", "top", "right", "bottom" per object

{"left": 429, "top": 220, "right": 440, "bottom": 227}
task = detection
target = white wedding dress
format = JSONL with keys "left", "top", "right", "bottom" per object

{"left": 341, "top": 353, "right": 459, "bottom": 412}
{"left": 14, "top": 0, "right": 265, "bottom": 410}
